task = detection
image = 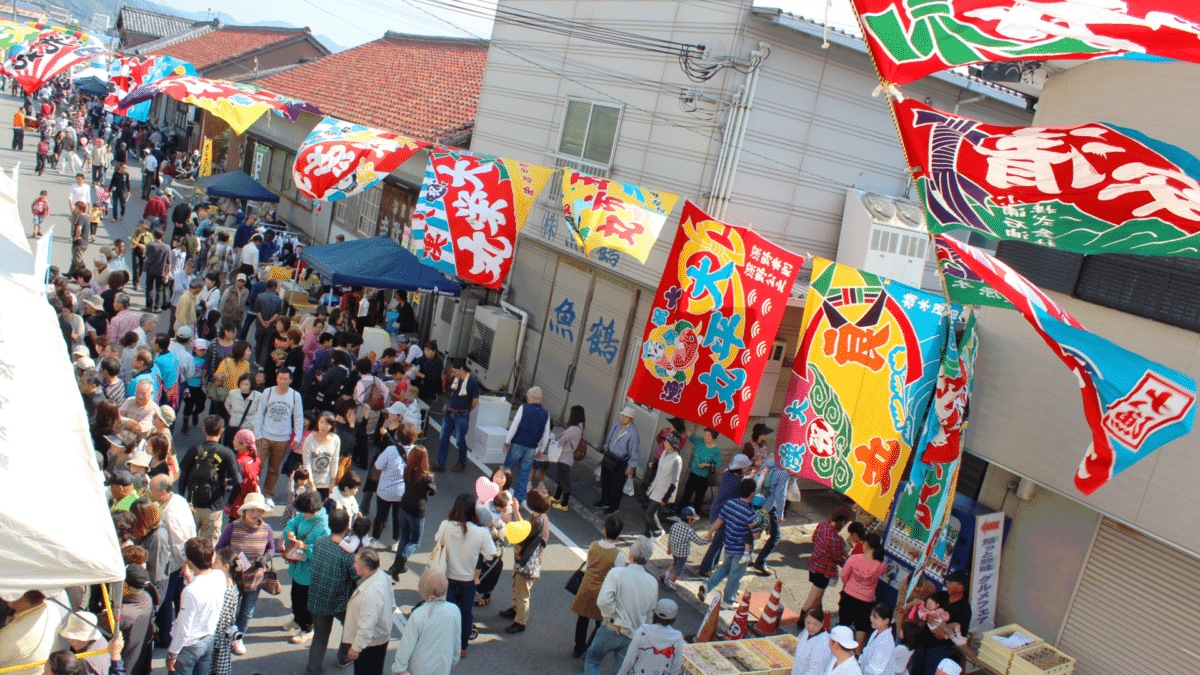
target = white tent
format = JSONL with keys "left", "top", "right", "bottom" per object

{"left": 0, "top": 165, "right": 123, "bottom": 596}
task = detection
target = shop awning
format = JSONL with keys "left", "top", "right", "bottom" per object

{"left": 199, "top": 169, "right": 280, "bottom": 203}
{"left": 299, "top": 236, "right": 462, "bottom": 296}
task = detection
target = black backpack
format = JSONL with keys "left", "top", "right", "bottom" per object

{"left": 188, "top": 446, "right": 221, "bottom": 506}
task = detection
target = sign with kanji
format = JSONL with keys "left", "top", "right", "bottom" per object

{"left": 970, "top": 511, "right": 1006, "bottom": 634}
{"left": 896, "top": 99, "right": 1200, "bottom": 258}
{"left": 4, "top": 31, "right": 115, "bottom": 94}
{"left": 852, "top": 1, "right": 1200, "bottom": 86}
{"left": 776, "top": 258, "right": 951, "bottom": 519}
{"left": 627, "top": 201, "right": 803, "bottom": 443}
{"left": 562, "top": 168, "right": 680, "bottom": 263}
{"left": 934, "top": 236, "right": 1012, "bottom": 309}
{"left": 938, "top": 235, "right": 1196, "bottom": 494}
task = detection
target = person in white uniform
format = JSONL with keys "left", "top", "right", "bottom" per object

{"left": 858, "top": 603, "right": 896, "bottom": 675}
{"left": 935, "top": 659, "right": 962, "bottom": 675}
{"left": 825, "top": 626, "right": 864, "bottom": 675}
{"left": 791, "top": 607, "right": 833, "bottom": 675}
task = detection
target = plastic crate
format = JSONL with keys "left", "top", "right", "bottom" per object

{"left": 978, "top": 624, "right": 1043, "bottom": 673}
{"left": 1010, "top": 644, "right": 1075, "bottom": 675}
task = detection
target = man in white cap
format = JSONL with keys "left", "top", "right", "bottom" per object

{"left": 935, "top": 658, "right": 962, "bottom": 675}
{"left": 219, "top": 273, "right": 250, "bottom": 326}
{"left": 61, "top": 610, "right": 111, "bottom": 675}
{"left": 697, "top": 453, "right": 755, "bottom": 577}
{"left": 826, "top": 625, "right": 864, "bottom": 674}
{"left": 502, "top": 385, "right": 550, "bottom": 503}
{"left": 596, "top": 405, "right": 641, "bottom": 515}
{"left": 615, "top": 598, "right": 685, "bottom": 675}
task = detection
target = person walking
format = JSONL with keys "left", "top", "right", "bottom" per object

{"left": 388, "top": 445, "right": 435, "bottom": 578}
{"left": 434, "top": 358, "right": 478, "bottom": 473}
{"left": 208, "top": 549, "right": 241, "bottom": 675}
{"left": 143, "top": 229, "right": 171, "bottom": 312}
{"left": 282, "top": 491, "right": 332, "bottom": 645}
{"left": 677, "top": 427, "right": 722, "bottom": 513}
{"left": 697, "top": 479, "right": 760, "bottom": 609}
{"left": 595, "top": 406, "right": 641, "bottom": 516}
{"left": 368, "top": 436, "right": 407, "bottom": 551}
{"left": 502, "top": 386, "right": 550, "bottom": 503}
{"left": 214, "top": 491, "right": 274, "bottom": 655}
{"left": 800, "top": 507, "right": 852, "bottom": 616}
{"left": 12, "top": 106, "right": 24, "bottom": 150}
{"left": 550, "top": 405, "right": 585, "bottom": 511}
{"left": 177, "top": 416, "right": 242, "bottom": 546}
{"left": 697, "top": 454, "right": 754, "bottom": 577}
{"left": 751, "top": 456, "right": 790, "bottom": 576}
{"left": 303, "top": 411, "right": 341, "bottom": 501}
{"left": 253, "top": 369, "right": 305, "bottom": 506}
{"left": 149, "top": 475, "right": 196, "bottom": 648}
{"left": 391, "top": 570, "right": 461, "bottom": 675}
{"left": 165, "top": 538, "right": 225, "bottom": 675}
{"left": 570, "top": 515, "right": 626, "bottom": 658}
{"left": 109, "top": 163, "right": 131, "bottom": 220}
{"left": 584, "top": 537, "right": 657, "bottom": 675}
{"left": 434, "top": 493, "right": 497, "bottom": 657}
{"left": 306, "top": 509, "right": 358, "bottom": 673}
{"left": 341, "top": 548, "right": 394, "bottom": 675}
{"left": 839, "top": 533, "right": 888, "bottom": 646}
{"left": 499, "top": 489, "right": 551, "bottom": 634}
{"left": 643, "top": 431, "right": 681, "bottom": 537}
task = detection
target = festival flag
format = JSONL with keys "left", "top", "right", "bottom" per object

{"left": 936, "top": 234, "right": 1197, "bottom": 494}
{"left": 852, "top": 1, "right": 1200, "bottom": 86}
{"left": 105, "top": 55, "right": 196, "bottom": 121}
{"left": 0, "top": 20, "right": 42, "bottom": 52}
{"left": 893, "top": 313, "right": 978, "bottom": 587}
{"left": 411, "top": 148, "right": 554, "bottom": 289}
{"left": 561, "top": 168, "right": 680, "bottom": 263}
{"left": 293, "top": 117, "right": 428, "bottom": 202}
{"left": 895, "top": 99, "right": 1200, "bottom": 258}
{"left": 117, "top": 75, "right": 321, "bottom": 135}
{"left": 934, "top": 236, "right": 1012, "bottom": 309}
{"left": 4, "top": 31, "right": 115, "bottom": 94}
{"left": 776, "top": 259, "right": 951, "bottom": 519}
{"left": 627, "top": 201, "right": 803, "bottom": 443}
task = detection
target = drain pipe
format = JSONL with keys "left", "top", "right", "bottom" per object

{"left": 707, "top": 84, "right": 743, "bottom": 214}
{"left": 715, "top": 43, "right": 766, "bottom": 220}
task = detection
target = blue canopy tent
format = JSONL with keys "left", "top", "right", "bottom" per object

{"left": 199, "top": 170, "right": 280, "bottom": 203}
{"left": 299, "top": 236, "right": 461, "bottom": 296}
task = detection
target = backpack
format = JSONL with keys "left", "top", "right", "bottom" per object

{"left": 187, "top": 445, "right": 222, "bottom": 506}
{"left": 366, "top": 376, "right": 387, "bottom": 411}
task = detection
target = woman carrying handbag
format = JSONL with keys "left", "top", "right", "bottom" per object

{"left": 568, "top": 515, "right": 627, "bottom": 658}
{"left": 430, "top": 493, "right": 496, "bottom": 658}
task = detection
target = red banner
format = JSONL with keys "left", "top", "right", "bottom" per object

{"left": 626, "top": 201, "right": 803, "bottom": 443}
{"left": 5, "top": 31, "right": 114, "bottom": 94}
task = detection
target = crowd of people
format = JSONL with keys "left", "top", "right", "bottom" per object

{"left": 2, "top": 79, "right": 977, "bottom": 675}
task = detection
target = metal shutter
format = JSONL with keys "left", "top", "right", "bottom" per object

{"left": 1057, "top": 519, "right": 1200, "bottom": 674}
{"left": 994, "top": 240, "right": 1084, "bottom": 295}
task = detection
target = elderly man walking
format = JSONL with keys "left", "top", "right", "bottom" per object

{"left": 502, "top": 385, "right": 550, "bottom": 503}
{"left": 341, "top": 549, "right": 394, "bottom": 675}
{"left": 595, "top": 406, "right": 641, "bottom": 516}
{"left": 584, "top": 537, "right": 658, "bottom": 675}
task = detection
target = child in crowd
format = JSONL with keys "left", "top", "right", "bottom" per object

{"left": 848, "top": 521, "right": 868, "bottom": 556}
{"left": 342, "top": 515, "right": 372, "bottom": 553}
{"left": 95, "top": 184, "right": 111, "bottom": 217}
{"left": 30, "top": 190, "right": 48, "bottom": 238}
{"left": 88, "top": 202, "right": 102, "bottom": 241}
{"left": 663, "top": 506, "right": 706, "bottom": 591}
{"left": 743, "top": 495, "right": 771, "bottom": 564}
{"left": 326, "top": 472, "right": 362, "bottom": 518}
{"left": 281, "top": 466, "right": 316, "bottom": 523}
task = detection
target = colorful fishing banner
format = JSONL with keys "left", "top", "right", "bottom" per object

{"left": 937, "top": 235, "right": 1197, "bottom": 494}
{"left": 118, "top": 75, "right": 321, "bottom": 135}
{"left": 411, "top": 148, "right": 554, "bottom": 289}
{"left": 852, "top": 1, "right": 1200, "bottom": 86}
{"left": 562, "top": 168, "right": 680, "bottom": 263}
{"left": 777, "top": 259, "right": 951, "bottom": 519}
{"left": 934, "top": 236, "right": 1012, "bottom": 309}
{"left": 4, "top": 30, "right": 115, "bottom": 94}
{"left": 105, "top": 55, "right": 196, "bottom": 121}
{"left": 626, "top": 201, "right": 803, "bottom": 443}
{"left": 896, "top": 99, "right": 1200, "bottom": 258}
{"left": 894, "top": 312, "right": 978, "bottom": 587}
{"left": 0, "top": 20, "right": 42, "bottom": 53}
{"left": 293, "top": 117, "right": 428, "bottom": 202}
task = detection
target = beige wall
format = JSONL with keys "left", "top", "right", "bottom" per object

{"left": 204, "top": 39, "right": 326, "bottom": 80}
{"left": 1033, "top": 60, "right": 1200, "bottom": 156}
{"left": 964, "top": 294, "right": 1200, "bottom": 557}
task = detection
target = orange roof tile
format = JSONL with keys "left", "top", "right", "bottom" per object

{"left": 255, "top": 32, "right": 489, "bottom": 142}
{"left": 144, "top": 27, "right": 311, "bottom": 72}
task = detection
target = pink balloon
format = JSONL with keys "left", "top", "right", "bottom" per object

{"left": 475, "top": 476, "right": 500, "bottom": 503}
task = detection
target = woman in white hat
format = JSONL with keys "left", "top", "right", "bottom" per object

{"left": 214, "top": 491, "right": 276, "bottom": 655}
{"left": 60, "top": 611, "right": 110, "bottom": 675}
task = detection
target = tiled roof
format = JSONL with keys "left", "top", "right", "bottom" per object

{"left": 135, "top": 25, "right": 318, "bottom": 72}
{"left": 119, "top": 6, "right": 195, "bottom": 39}
{"left": 254, "top": 32, "right": 490, "bottom": 142}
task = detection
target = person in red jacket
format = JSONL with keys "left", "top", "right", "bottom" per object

{"left": 30, "top": 190, "right": 48, "bottom": 237}
{"left": 143, "top": 189, "right": 167, "bottom": 226}
{"left": 225, "top": 428, "right": 262, "bottom": 518}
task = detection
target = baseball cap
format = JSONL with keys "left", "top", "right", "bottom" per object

{"left": 680, "top": 506, "right": 696, "bottom": 519}
{"left": 176, "top": 325, "right": 194, "bottom": 340}
{"left": 653, "top": 598, "right": 678, "bottom": 621}
{"left": 72, "top": 344, "right": 90, "bottom": 357}
{"left": 751, "top": 495, "right": 765, "bottom": 508}
{"left": 729, "top": 454, "right": 753, "bottom": 471}
{"left": 125, "top": 564, "right": 149, "bottom": 591}
{"left": 236, "top": 273, "right": 248, "bottom": 281}
{"left": 830, "top": 625, "right": 859, "bottom": 650}
{"left": 74, "top": 357, "right": 96, "bottom": 371}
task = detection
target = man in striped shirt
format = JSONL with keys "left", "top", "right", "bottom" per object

{"left": 696, "top": 479, "right": 760, "bottom": 607}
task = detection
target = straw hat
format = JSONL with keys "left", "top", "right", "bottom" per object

{"left": 60, "top": 611, "right": 100, "bottom": 642}
{"left": 239, "top": 492, "right": 269, "bottom": 514}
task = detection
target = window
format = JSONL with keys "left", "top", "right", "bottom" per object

{"left": 558, "top": 99, "right": 621, "bottom": 167}
{"left": 358, "top": 186, "right": 380, "bottom": 235}
{"left": 269, "top": 148, "right": 288, "bottom": 192}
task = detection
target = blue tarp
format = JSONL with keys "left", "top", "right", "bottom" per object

{"left": 200, "top": 170, "right": 280, "bottom": 203}
{"left": 299, "top": 236, "right": 462, "bottom": 296}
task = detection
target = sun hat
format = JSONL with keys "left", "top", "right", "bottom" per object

{"left": 830, "top": 625, "right": 859, "bottom": 650}
{"left": 728, "top": 454, "right": 753, "bottom": 471}
{"left": 72, "top": 344, "right": 90, "bottom": 357}
{"left": 239, "top": 492, "right": 269, "bottom": 514}
{"left": 60, "top": 611, "right": 100, "bottom": 642}
{"left": 155, "top": 404, "right": 175, "bottom": 425}
{"left": 125, "top": 449, "right": 152, "bottom": 469}
{"left": 620, "top": 405, "right": 637, "bottom": 419}
{"left": 74, "top": 357, "right": 96, "bottom": 371}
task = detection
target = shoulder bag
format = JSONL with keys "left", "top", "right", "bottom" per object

{"left": 427, "top": 525, "right": 448, "bottom": 576}
{"left": 573, "top": 438, "right": 588, "bottom": 463}
{"left": 204, "top": 358, "right": 232, "bottom": 402}
{"left": 564, "top": 559, "right": 586, "bottom": 594}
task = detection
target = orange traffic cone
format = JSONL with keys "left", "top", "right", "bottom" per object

{"left": 753, "top": 580, "right": 784, "bottom": 635}
{"left": 694, "top": 595, "right": 722, "bottom": 643}
{"left": 720, "top": 592, "right": 752, "bottom": 641}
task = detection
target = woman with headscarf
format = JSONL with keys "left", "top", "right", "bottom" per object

{"left": 390, "top": 570, "right": 461, "bottom": 675}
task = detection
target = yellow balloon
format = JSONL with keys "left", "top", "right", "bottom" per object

{"left": 504, "top": 520, "right": 532, "bottom": 544}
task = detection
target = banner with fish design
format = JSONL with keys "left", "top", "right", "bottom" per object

{"left": 105, "top": 55, "right": 196, "bottom": 121}
{"left": 627, "top": 201, "right": 803, "bottom": 443}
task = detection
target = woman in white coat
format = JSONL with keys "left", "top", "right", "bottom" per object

{"left": 790, "top": 607, "right": 833, "bottom": 675}
{"left": 643, "top": 431, "right": 682, "bottom": 536}
{"left": 859, "top": 603, "right": 897, "bottom": 675}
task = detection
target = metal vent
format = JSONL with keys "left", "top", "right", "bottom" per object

{"left": 469, "top": 322, "right": 495, "bottom": 370}
{"left": 440, "top": 297, "right": 456, "bottom": 323}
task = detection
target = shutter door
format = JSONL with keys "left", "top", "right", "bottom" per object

{"left": 567, "top": 276, "right": 635, "bottom": 448}
{"left": 1057, "top": 519, "right": 1200, "bottom": 674}
{"left": 532, "top": 261, "right": 592, "bottom": 423}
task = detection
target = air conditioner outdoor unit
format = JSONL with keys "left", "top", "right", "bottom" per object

{"left": 836, "top": 188, "right": 936, "bottom": 291}
{"left": 467, "top": 306, "right": 521, "bottom": 391}
{"left": 429, "top": 290, "right": 485, "bottom": 360}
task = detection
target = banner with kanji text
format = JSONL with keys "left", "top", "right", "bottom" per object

{"left": 627, "top": 201, "right": 802, "bottom": 443}
{"left": 562, "top": 168, "right": 680, "bottom": 263}
{"left": 776, "top": 259, "right": 952, "bottom": 519}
